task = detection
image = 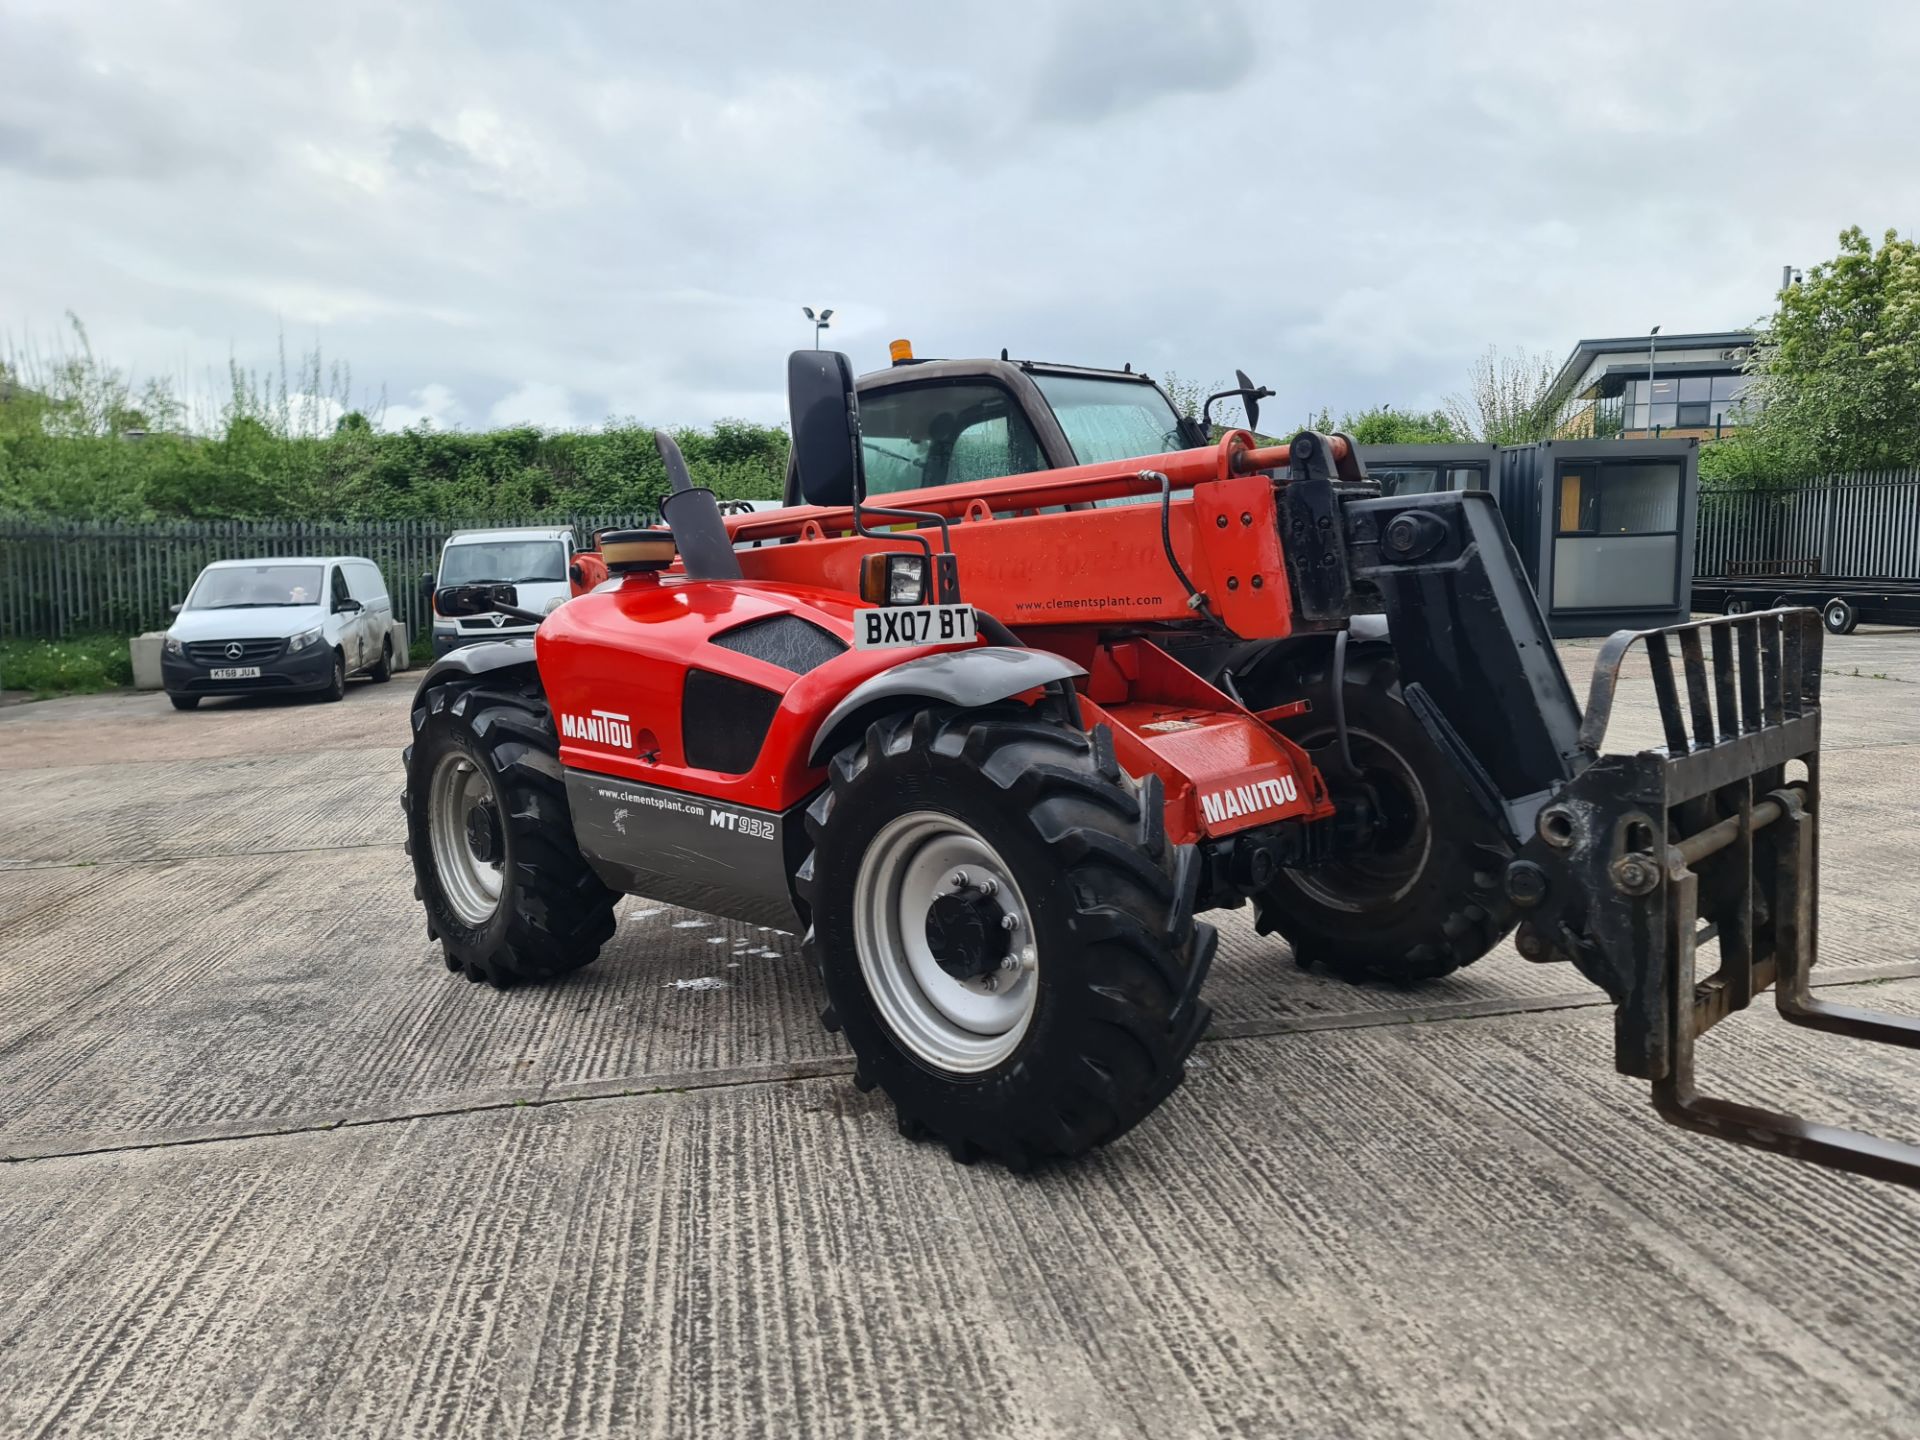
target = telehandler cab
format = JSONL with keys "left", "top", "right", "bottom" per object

{"left": 403, "top": 347, "right": 1920, "bottom": 1185}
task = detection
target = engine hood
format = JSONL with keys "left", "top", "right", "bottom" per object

{"left": 167, "top": 604, "right": 329, "bottom": 643}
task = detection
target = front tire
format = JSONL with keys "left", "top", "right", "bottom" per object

{"left": 321, "top": 650, "right": 347, "bottom": 702}
{"left": 1823, "top": 597, "right": 1859, "bottom": 635}
{"left": 1247, "top": 643, "right": 1515, "bottom": 984}
{"left": 798, "top": 706, "right": 1215, "bottom": 1169}
{"left": 402, "top": 670, "right": 618, "bottom": 987}
{"left": 168, "top": 693, "right": 200, "bottom": 711}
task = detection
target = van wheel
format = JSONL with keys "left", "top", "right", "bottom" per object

{"left": 322, "top": 650, "right": 347, "bottom": 702}
{"left": 168, "top": 694, "right": 200, "bottom": 711}
{"left": 371, "top": 636, "right": 393, "bottom": 682}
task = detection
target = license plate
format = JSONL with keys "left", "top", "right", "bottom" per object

{"left": 853, "top": 603, "right": 976, "bottom": 650}
{"left": 208, "top": 666, "right": 261, "bottom": 680}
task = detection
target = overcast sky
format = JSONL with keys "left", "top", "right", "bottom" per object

{"left": 4, "top": 0, "right": 1917, "bottom": 433}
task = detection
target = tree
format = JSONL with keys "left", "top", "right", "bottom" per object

{"left": 1158, "top": 371, "right": 1207, "bottom": 421}
{"left": 1337, "top": 405, "right": 1459, "bottom": 445}
{"left": 1443, "top": 346, "right": 1573, "bottom": 445}
{"left": 1705, "top": 226, "right": 1920, "bottom": 483}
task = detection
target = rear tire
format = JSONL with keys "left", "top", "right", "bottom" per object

{"left": 1823, "top": 597, "right": 1859, "bottom": 635}
{"left": 1724, "top": 598, "right": 1751, "bottom": 616}
{"left": 371, "top": 636, "right": 393, "bottom": 682}
{"left": 798, "top": 706, "right": 1215, "bottom": 1169}
{"left": 402, "top": 669, "right": 618, "bottom": 987}
{"left": 168, "top": 693, "right": 200, "bottom": 711}
{"left": 1246, "top": 643, "right": 1515, "bottom": 985}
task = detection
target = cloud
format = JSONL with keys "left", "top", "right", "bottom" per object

{"left": 488, "top": 381, "right": 582, "bottom": 431}
{"left": 2, "top": 0, "right": 1918, "bottom": 436}
{"left": 1028, "top": 0, "right": 1256, "bottom": 124}
{"left": 0, "top": 15, "right": 245, "bottom": 182}
{"left": 381, "top": 382, "right": 464, "bottom": 432}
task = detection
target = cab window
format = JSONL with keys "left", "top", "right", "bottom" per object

{"left": 857, "top": 382, "right": 1045, "bottom": 495}
{"left": 1030, "top": 373, "right": 1185, "bottom": 464}
{"left": 330, "top": 566, "right": 353, "bottom": 609}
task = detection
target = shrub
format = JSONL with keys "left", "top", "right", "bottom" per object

{"left": 0, "top": 634, "right": 134, "bottom": 698}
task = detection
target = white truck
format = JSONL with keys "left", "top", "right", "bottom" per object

{"left": 427, "top": 526, "right": 577, "bottom": 658}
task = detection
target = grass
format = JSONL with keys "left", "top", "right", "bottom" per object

{"left": 0, "top": 634, "right": 134, "bottom": 698}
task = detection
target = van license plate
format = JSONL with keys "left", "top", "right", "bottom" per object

{"left": 854, "top": 604, "right": 976, "bottom": 651}
{"left": 209, "top": 666, "right": 261, "bottom": 680}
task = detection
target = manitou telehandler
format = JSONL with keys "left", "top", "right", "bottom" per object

{"left": 402, "top": 347, "right": 1920, "bottom": 1184}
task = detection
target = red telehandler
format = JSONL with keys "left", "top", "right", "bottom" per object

{"left": 403, "top": 348, "right": 1920, "bottom": 1183}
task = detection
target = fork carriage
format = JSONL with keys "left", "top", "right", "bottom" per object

{"left": 1513, "top": 607, "right": 1920, "bottom": 1187}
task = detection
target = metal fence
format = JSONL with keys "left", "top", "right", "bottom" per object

{"left": 0, "top": 515, "right": 654, "bottom": 642}
{"left": 8, "top": 474, "right": 1917, "bottom": 640}
{"left": 1696, "top": 470, "right": 1920, "bottom": 581}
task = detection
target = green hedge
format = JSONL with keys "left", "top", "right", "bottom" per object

{"left": 0, "top": 413, "right": 789, "bottom": 524}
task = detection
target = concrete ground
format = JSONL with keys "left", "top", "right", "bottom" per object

{"left": 3, "top": 627, "right": 1919, "bottom": 1438}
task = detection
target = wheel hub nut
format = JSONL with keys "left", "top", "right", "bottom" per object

{"left": 925, "top": 883, "right": 1014, "bottom": 982}
{"left": 464, "top": 802, "right": 502, "bottom": 865}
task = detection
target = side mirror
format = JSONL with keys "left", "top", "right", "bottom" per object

{"left": 336, "top": 597, "right": 363, "bottom": 614}
{"left": 169, "top": 603, "right": 183, "bottom": 615}
{"left": 434, "top": 583, "right": 518, "bottom": 618}
{"left": 787, "top": 350, "right": 865, "bottom": 508}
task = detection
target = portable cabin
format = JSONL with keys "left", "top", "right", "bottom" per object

{"left": 1494, "top": 438, "right": 1698, "bottom": 638}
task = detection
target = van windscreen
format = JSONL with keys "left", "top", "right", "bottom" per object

{"left": 188, "top": 565, "right": 325, "bottom": 608}
{"left": 441, "top": 541, "right": 566, "bottom": 585}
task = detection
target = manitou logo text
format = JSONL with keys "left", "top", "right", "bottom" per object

{"left": 559, "top": 709, "right": 633, "bottom": 750}
{"left": 1199, "top": 775, "right": 1298, "bottom": 827}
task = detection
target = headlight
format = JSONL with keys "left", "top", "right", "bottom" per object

{"left": 544, "top": 596, "right": 567, "bottom": 615}
{"left": 286, "top": 626, "right": 324, "bottom": 653}
{"left": 859, "top": 552, "right": 928, "bottom": 606}
{"left": 163, "top": 634, "right": 183, "bottom": 656}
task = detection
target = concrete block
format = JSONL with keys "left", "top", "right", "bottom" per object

{"left": 130, "top": 633, "right": 166, "bottom": 691}
{"left": 389, "top": 620, "right": 412, "bottom": 672}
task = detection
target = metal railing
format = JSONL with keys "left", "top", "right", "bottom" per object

{"left": 0, "top": 515, "right": 655, "bottom": 642}
{"left": 1696, "top": 470, "right": 1920, "bottom": 582}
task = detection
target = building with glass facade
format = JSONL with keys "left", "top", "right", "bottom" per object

{"left": 1553, "top": 331, "right": 1755, "bottom": 441}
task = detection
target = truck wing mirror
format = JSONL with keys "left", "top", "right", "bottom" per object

{"left": 434, "top": 582, "right": 519, "bottom": 618}
{"left": 787, "top": 349, "right": 865, "bottom": 509}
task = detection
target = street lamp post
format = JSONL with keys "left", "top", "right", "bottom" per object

{"left": 1647, "top": 324, "right": 1661, "bottom": 437}
{"left": 802, "top": 306, "right": 834, "bottom": 350}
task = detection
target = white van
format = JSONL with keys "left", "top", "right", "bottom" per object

{"left": 429, "top": 526, "right": 577, "bottom": 657}
{"left": 161, "top": 556, "right": 394, "bottom": 710}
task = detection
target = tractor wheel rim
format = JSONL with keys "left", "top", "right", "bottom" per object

{"left": 852, "top": 812, "right": 1038, "bottom": 1074}
{"left": 1290, "top": 729, "right": 1432, "bottom": 913}
{"left": 429, "top": 752, "right": 504, "bottom": 926}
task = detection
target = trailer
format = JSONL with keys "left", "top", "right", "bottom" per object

{"left": 1693, "top": 567, "right": 1920, "bottom": 633}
